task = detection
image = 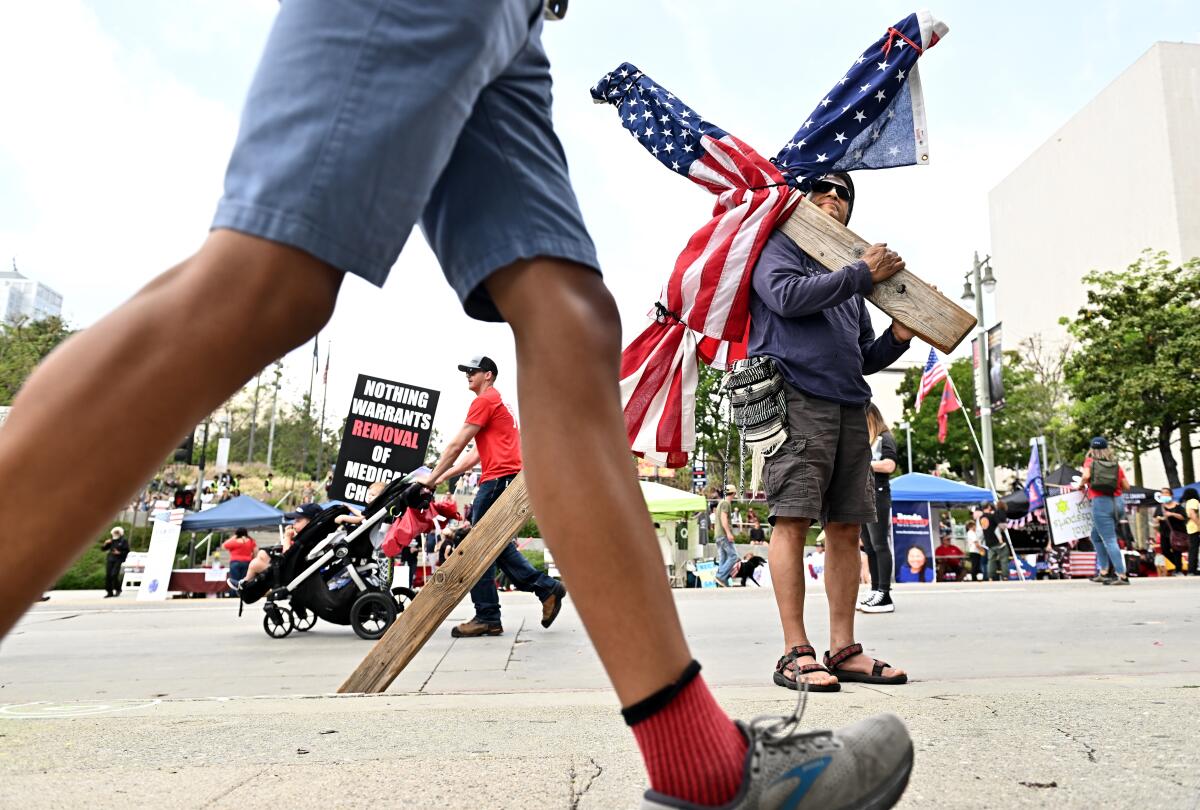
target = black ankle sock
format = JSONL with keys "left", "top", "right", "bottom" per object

{"left": 621, "top": 660, "right": 702, "bottom": 727}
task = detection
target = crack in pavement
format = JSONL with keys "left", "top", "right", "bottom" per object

{"left": 201, "top": 766, "right": 265, "bottom": 808}
{"left": 1055, "top": 726, "right": 1097, "bottom": 763}
{"left": 504, "top": 619, "right": 526, "bottom": 673}
{"left": 568, "top": 756, "right": 603, "bottom": 810}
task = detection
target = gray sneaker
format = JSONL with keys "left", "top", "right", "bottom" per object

{"left": 640, "top": 691, "right": 913, "bottom": 809}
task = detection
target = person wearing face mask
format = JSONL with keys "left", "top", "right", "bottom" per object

{"left": 1152, "top": 487, "right": 1187, "bottom": 573}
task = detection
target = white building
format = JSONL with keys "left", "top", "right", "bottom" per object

{"left": 989, "top": 42, "right": 1200, "bottom": 484}
{"left": 0, "top": 264, "right": 63, "bottom": 324}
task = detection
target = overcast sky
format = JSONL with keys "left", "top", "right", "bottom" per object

{"left": 1, "top": 1, "right": 1197, "bottom": 452}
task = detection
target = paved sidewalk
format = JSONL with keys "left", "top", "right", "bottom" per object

{"left": 2, "top": 578, "right": 1198, "bottom": 808}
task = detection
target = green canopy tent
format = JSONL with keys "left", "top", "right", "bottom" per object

{"left": 639, "top": 480, "right": 706, "bottom": 520}
{"left": 638, "top": 481, "right": 707, "bottom": 587}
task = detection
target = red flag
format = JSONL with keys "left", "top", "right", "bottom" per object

{"left": 937, "top": 381, "right": 960, "bottom": 443}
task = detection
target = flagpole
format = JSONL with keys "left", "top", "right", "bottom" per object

{"left": 944, "top": 373, "right": 1026, "bottom": 582}
{"left": 315, "top": 341, "right": 330, "bottom": 484}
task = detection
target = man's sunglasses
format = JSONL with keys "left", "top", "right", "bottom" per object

{"left": 809, "top": 180, "right": 852, "bottom": 202}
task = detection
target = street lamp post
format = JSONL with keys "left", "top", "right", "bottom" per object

{"left": 963, "top": 252, "right": 997, "bottom": 491}
{"left": 899, "top": 420, "right": 913, "bottom": 474}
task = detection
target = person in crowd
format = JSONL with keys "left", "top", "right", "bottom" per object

{"left": 896, "top": 545, "right": 933, "bottom": 584}
{"left": 934, "top": 535, "right": 964, "bottom": 581}
{"left": 1079, "top": 437, "right": 1131, "bottom": 585}
{"left": 750, "top": 171, "right": 910, "bottom": 691}
{"left": 858, "top": 403, "right": 898, "bottom": 614}
{"left": 981, "top": 502, "right": 1009, "bottom": 581}
{"left": 222, "top": 527, "right": 257, "bottom": 591}
{"left": 1152, "top": 487, "right": 1186, "bottom": 573}
{"left": 101, "top": 526, "right": 130, "bottom": 598}
{"left": 0, "top": 6, "right": 917, "bottom": 805}
{"left": 964, "top": 520, "right": 985, "bottom": 581}
{"left": 418, "top": 355, "right": 566, "bottom": 636}
{"left": 714, "top": 485, "right": 738, "bottom": 587}
{"left": 263, "top": 473, "right": 273, "bottom": 496}
{"left": 1183, "top": 487, "right": 1200, "bottom": 576}
{"left": 746, "top": 511, "right": 768, "bottom": 554}
{"left": 300, "top": 481, "right": 316, "bottom": 504}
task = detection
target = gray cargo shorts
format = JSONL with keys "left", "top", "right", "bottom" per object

{"left": 763, "top": 383, "right": 876, "bottom": 527}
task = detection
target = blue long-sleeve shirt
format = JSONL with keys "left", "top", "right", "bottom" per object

{"left": 748, "top": 230, "right": 910, "bottom": 406}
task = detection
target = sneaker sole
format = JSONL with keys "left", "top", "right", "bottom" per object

{"left": 860, "top": 604, "right": 895, "bottom": 613}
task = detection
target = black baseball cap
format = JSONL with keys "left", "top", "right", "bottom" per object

{"left": 457, "top": 355, "right": 499, "bottom": 378}
{"left": 284, "top": 503, "right": 322, "bottom": 521}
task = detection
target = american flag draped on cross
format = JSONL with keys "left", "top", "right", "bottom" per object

{"left": 593, "top": 12, "right": 948, "bottom": 466}
{"left": 915, "top": 347, "right": 948, "bottom": 412}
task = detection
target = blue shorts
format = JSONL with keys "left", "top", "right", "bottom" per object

{"left": 212, "top": 0, "right": 599, "bottom": 321}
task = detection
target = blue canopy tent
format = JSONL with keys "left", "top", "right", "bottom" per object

{"left": 889, "top": 473, "right": 994, "bottom": 504}
{"left": 179, "top": 496, "right": 286, "bottom": 531}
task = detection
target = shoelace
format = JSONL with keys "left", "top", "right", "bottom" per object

{"left": 747, "top": 680, "right": 833, "bottom": 749}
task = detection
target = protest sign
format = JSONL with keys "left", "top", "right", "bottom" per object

{"left": 330, "top": 374, "right": 439, "bottom": 504}
{"left": 892, "top": 501, "right": 935, "bottom": 584}
{"left": 1047, "top": 490, "right": 1092, "bottom": 543}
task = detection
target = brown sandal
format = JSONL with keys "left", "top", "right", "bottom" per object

{"left": 823, "top": 642, "right": 908, "bottom": 685}
{"left": 773, "top": 644, "right": 841, "bottom": 692}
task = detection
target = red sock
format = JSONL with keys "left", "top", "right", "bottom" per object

{"left": 626, "top": 663, "right": 748, "bottom": 806}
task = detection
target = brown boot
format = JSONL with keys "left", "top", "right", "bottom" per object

{"left": 541, "top": 582, "right": 567, "bottom": 628}
{"left": 451, "top": 619, "right": 503, "bottom": 638}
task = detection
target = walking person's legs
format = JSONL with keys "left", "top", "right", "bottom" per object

{"left": 716, "top": 538, "right": 737, "bottom": 584}
{"left": 1092, "top": 497, "right": 1126, "bottom": 579}
{"left": 1189, "top": 534, "right": 1199, "bottom": 575}
{"left": 104, "top": 557, "right": 121, "bottom": 596}
{"left": 456, "top": 477, "right": 511, "bottom": 635}
{"left": 0, "top": 4, "right": 915, "bottom": 805}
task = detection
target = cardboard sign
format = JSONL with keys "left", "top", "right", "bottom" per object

{"left": 695, "top": 560, "right": 718, "bottom": 588}
{"left": 1047, "top": 490, "right": 1093, "bottom": 543}
{"left": 892, "top": 500, "right": 935, "bottom": 584}
{"left": 330, "top": 374, "right": 439, "bottom": 505}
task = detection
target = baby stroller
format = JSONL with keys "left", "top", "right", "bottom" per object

{"left": 238, "top": 475, "right": 430, "bottom": 640}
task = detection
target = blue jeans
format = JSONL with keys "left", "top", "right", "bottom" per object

{"left": 1091, "top": 495, "right": 1126, "bottom": 576}
{"left": 716, "top": 538, "right": 738, "bottom": 582}
{"left": 468, "top": 475, "right": 558, "bottom": 624}
{"left": 229, "top": 560, "right": 249, "bottom": 587}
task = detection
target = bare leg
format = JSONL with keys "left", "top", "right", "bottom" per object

{"left": 825, "top": 521, "right": 905, "bottom": 678}
{"left": 0, "top": 231, "right": 341, "bottom": 637}
{"left": 766, "top": 517, "right": 838, "bottom": 687}
{"left": 485, "top": 259, "right": 691, "bottom": 705}
{"left": 245, "top": 550, "right": 272, "bottom": 581}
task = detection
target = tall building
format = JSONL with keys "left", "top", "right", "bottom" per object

{"left": 0, "top": 263, "right": 63, "bottom": 325}
{"left": 989, "top": 41, "right": 1200, "bottom": 483}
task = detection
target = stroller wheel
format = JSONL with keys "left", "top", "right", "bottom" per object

{"left": 390, "top": 587, "right": 417, "bottom": 614}
{"left": 350, "top": 592, "right": 397, "bottom": 640}
{"left": 294, "top": 608, "right": 317, "bottom": 632}
{"left": 263, "top": 606, "right": 295, "bottom": 638}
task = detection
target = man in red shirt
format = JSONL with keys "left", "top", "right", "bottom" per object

{"left": 420, "top": 355, "right": 566, "bottom": 637}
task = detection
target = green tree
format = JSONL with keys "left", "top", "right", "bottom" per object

{"left": 693, "top": 364, "right": 748, "bottom": 491}
{"left": 893, "top": 351, "right": 1085, "bottom": 486}
{"left": 0, "top": 316, "right": 73, "bottom": 405}
{"left": 1061, "top": 251, "right": 1200, "bottom": 488}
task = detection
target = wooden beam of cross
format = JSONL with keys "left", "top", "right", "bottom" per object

{"left": 778, "top": 194, "right": 975, "bottom": 352}
{"left": 340, "top": 474, "right": 531, "bottom": 694}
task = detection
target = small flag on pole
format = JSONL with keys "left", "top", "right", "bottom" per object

{"left": 936, "top": 381, "right": 960, "bottom": 443}
{"left": 916, "top": 348, "right": 947, "bottom": 412}
{"left": 1025, "top": 441, "right": 1045, "bottom": 511}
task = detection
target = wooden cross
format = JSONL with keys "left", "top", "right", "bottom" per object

{"left": 778, "top": 193, "right": 975, "bottom": 353}
{"left": 340, "top": 474, "right": 532, "bottom": 694}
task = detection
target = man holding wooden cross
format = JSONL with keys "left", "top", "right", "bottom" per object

{"left": 417, "top": 354, "right": 567, "bottom": 637}
{"left": 749, "top": 172, "right": 911, "bottom": 692}
{"left": 0, "top": 3, "right": 915, "bottom": 808}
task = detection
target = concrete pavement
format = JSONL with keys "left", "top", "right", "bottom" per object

{"left": 2, "top": 578, "right": 1198, "bottom": 808}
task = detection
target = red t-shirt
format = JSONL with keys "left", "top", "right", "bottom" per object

{"left": 466, "top": 387, "right": 522, "bottom": 482}
{"left": 1082, "top": 456, "right": 1128, "bottom": 498}
{"left": 222, "top": 536, "right": 257, "bottom": 562}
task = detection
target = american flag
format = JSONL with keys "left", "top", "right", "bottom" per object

{"left": 594, "top": 12, "right": 948, "bottom": 465}
{"left": 915, "top": 348, "right": 947, "bottom": 412}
